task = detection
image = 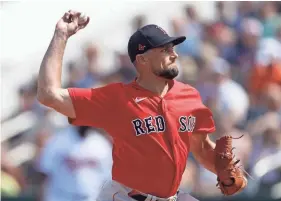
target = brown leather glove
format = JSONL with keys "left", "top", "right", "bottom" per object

{"left": 214, "top": 136, "right": 248, "bottom": 195}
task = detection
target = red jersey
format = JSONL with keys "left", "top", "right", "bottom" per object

{"left": 68, "top": 80, "right": 215, "bottom": 197}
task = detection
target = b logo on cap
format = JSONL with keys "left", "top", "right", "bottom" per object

{"left": 138, "top": 44, "right": 146, "bottom": 51}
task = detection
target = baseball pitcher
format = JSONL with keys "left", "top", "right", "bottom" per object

{"left": 37, "top": 10, "right": 248, "bottom": 201}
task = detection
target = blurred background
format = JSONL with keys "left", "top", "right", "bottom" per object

{"left": 1, "top": 1, "right": 281, "bottom": 201}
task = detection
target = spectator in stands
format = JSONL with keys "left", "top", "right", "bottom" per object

{"left": 1, "top": 143, "right": 26, "bottom": 197}
{"left": 202, "top": 57, "right": 250, "bottom": 126}
{"left": 75, "top": 44, "right": 103, "bottom": 88}
{"left": 248, "top": 119, "right": 281, "bottom": 187}
{"left": 247, "top": 83, "right": 281, "bottom": 186}
{"left": 112, "top": 52, "right": 136, "bottom": 83}
{"left": 232, "top": 1, "right": 258, "bottom": 33}
{"left": 210, "top": 23, "right": 238, "bottom": 64}
{"left": 1, "top": 77, "right": 49, "bottom": 123}
{"left": 235, "top": 17, "right": 263, "bottom": 86}
{"left": 178, "top": 56, "right": 199, "bottom": 85}
{"left": 248, "top": 38, "right": 281, "bottom": 109}
{"left": 35, "top": 126, "right": 112, "bottom": 201}
{"left": 260, "top": 1, "right": 281, "bottom": 38}
{"left": 276, "top": 26, "right": 281, "bottom": 42}
{"left": 215, "top": 2, "right": 231, "bottom": 26}
{"left": 65, "top": 62, "right": 84, "bottom": 88}
{"left": 247, "top": 83, "right": 281, "bottom": 136}
{"left": 172, "top": 5, "right": 202, "bottom": 58}
{"left": 131, "top": 15, "right": 146, "bottom": 32}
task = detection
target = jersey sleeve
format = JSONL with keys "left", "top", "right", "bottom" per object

{"left": 68, "top": 84, "right": 119, "bottom": 128}
{"left": 193, "top": 90, "right": 216, "bottom": 134}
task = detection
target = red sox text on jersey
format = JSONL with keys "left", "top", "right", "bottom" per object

{"left": 132, "top": 115, "right": 196, "bottom": 136}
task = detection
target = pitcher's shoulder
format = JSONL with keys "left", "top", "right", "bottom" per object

{"left": 103, "top": 82, "right": 124, "bottom": 92}
{"left": 175, "top": 81, "right": 200, "bottom": 95}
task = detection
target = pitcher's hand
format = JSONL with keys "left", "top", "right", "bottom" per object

{"left": 55, "top": 10, "right": 90, "bottom": 39}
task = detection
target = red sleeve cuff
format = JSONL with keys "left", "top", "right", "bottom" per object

{"left": 67, "top": 88, "right": 80, "bottom": 126}
{"left": 195, "top": 126, "right": 216, "bottom": 134}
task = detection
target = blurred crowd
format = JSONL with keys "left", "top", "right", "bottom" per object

{"left": 2, "top": 1, "right": 281, "bottom": 201}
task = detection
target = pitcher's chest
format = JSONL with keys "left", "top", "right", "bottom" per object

{"left": 116, "top": 97, "right": 198, "bottom": 136}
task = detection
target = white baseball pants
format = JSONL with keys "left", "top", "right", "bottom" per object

{"left": 97, "top": 180, "right": 199, "bottom": 201}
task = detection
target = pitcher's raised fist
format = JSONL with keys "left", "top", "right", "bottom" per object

{"left": 55, "top": 10, "right": 90, "bottom": 39}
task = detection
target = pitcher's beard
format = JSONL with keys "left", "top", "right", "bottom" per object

{"left": 156, "top": 68, "right": 179, "bottom": 80}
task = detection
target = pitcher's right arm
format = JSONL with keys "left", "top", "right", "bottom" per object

{"left": 37, "top": 10, "right": 89, "bottom": 118}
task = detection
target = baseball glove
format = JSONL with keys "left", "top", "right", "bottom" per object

{"left": 214, "top": 135, "right": 248, "bottom": 196}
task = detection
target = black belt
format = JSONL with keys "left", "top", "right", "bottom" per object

{"left": 130, "top": 191, "right": 179, "bottom": 201}
{"left": 131, "top": 194, "right": 149, "bottom": 201}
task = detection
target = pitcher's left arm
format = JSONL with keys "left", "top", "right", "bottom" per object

{"left": 190, "top": 133, "right": 248, "bottom": 195}
{"left": 190, "top": 133, "right": 217, "bottom": 174}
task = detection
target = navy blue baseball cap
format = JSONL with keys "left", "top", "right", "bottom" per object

{"left": 128, "top": 24, "right": 186, "bottom": 62}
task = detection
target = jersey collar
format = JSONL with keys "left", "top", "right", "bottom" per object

{"left": 131, "top": 77, "right": 178, "bottom": 99}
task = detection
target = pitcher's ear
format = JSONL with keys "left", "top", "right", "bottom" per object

{"left": 135, "top": 54, "right": 148, "bottom": 65}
